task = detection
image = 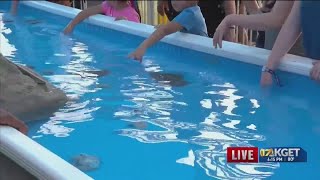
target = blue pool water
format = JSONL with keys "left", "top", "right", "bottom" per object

{"left": 1, "top": 2, "right": 320, "bottom": 180}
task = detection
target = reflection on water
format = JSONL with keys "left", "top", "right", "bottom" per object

{"left": 114, "top": 60, "right": 279, "bottom": 179}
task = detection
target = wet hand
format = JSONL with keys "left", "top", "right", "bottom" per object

{"left": 129, "top": 48, "right": 145, "bottom": 62}
{"left": 310, "top": 61, "right": 320, "bottom": 81}
{"left": 63, "top": 24, "right": 74, "bottom": 34}
{"left": 115, "top": 16, "right": 127, "bottom": 21}
{"left": 260, "top": 72, "right": 273, "bottom": 87}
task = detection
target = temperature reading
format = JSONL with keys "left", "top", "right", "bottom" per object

{"left": 288, "top": 157, "right": 295, "bottom": 162}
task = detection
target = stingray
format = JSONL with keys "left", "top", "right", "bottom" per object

{"left": 149, "top": 72, "right": 189, "bottom": 87}
{"left": 84, "top": 69, "right": 110, "bottom": 77}
{"left": 128, "top": 121, "right": 148, "bottom": 130}
{"left": 95, "top": 84, "right": 110, "bottom": 89}
{"left": 71, "top": 154, "right": 100, "bottom": 172}
{"left": 25, "top": 19, "right": 42, "bottom": 25}
{"left": 42, "top": 71, "right": 54, "bottom": 75}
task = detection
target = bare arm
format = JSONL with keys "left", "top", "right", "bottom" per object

{"left": 242, "top": 0, "right": 261, "bottom": 14}
{"left": 69, "top": 5, "right": 102, "bottom": 27}
{"left": 265, "top": 1, "right": 301, "bottom": 70}
{"left": 223, "top": 1, "right": 236, "bottom": 42}
{"left": 64, "top": 5, "right": 103, "bottom": 34}
{"left": 129, "top": 22, "right": 183, "bottom": 61}
{"left": 226, "top": 1, "right": 294, "bottom": 31}
{"left": 157, "top": 0, "right": 169, "bottom": 16}
{"left": 140, "top": 22, "right": 182, "bottom": 49}
{"left": 260, "top": 1, "right": 301, "bottom": 86}
{"left": 223, "top": 0, "right": 236, "bottom": 15}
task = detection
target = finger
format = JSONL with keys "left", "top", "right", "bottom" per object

{"left": 314, "top": 68, "right": 320, "bottom": 81}
{"left": 310, "top": 65, "right": 315, "bottom": 78}
{"left": 218, "top": 32, "right": 223, "bottom": 48}
{"left": 311, "top": 66, "right": 318, "bottom": 80}
{"left": 213, "top": 38, "right": 217, "bottom": 49}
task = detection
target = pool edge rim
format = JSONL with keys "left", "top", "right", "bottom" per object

{"left": 22, "top": 1, "right": 313, "bottom": 77}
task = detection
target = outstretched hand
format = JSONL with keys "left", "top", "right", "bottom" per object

{"left": 63, "top": 24, "right": 74, "bottom": 34}
{"left": 128, "top": 48, "right": 146, "bottom": 62}
{"left": 260, "top": 72, "right": 273, "bottom": 87}
{"left": 213, "top": 20, "right": 228, "bottom": 48}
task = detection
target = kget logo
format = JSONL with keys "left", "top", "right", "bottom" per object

{"left": 259, "top": 147, "right": 307, "bottom": 162}
{"left": 227, "top": 147, "right": 307, "bottom": 163}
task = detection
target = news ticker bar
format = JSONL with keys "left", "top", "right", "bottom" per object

{"left": 227, "top": 147, "right": 307, "bottom": 163}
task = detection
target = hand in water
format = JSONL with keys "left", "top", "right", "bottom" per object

{"left": 63, "top": 24, "right": 74, "bottom": 34}
{"left": 115, "top": 16, "right": 127, "bottom": 21}
{"left": 0, "top": 109, "right": 28, "bottom": 135}
{"left": 310, "top": 61, "right": 320, "bottom": 81}
{"left": 128, "top": 47, "right": 146, "bottom": 62}
{"left": 260, "top": 72, "right": 273, "bottom": 87}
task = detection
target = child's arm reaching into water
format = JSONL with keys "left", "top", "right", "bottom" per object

{"left": 129, "top": 22, "right": 184, "bottom": 61}
{"left": 64, "top": 5, "right": 103, "bottom": 34}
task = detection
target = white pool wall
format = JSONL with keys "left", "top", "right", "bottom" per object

{"left": 0, "top": 126, "right": 93, "bottom": 180}
{"left": 23, "top": 1, "right": 313, "bottom": 76}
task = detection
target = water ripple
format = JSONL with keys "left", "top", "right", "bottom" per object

{"left": 114, "top": 60, "right": 277, "bottom": 179}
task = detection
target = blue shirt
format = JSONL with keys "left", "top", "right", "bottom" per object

{"left": 301, "top": 1, "right": 320, "bottom": 60}
{"left": 172, "top": 6, "right": 208, "bottom": 37}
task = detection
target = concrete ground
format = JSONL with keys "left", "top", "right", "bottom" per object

{"left": 0, "top": 152, "right": 36, "bottom": 180}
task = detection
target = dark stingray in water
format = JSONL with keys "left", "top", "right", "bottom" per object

{"left": 71, "top": 154, "right": 100, "bottom": 172}
{"left": 128, "top": 121, "right": 148, "bottom": 129}
{"left": 42, "top": 71, "right": 54, "bottom": 75}
{"left": 85, "top": 70, "right": 110, "bottom": 77}
{"left": 149, "top": 72, "right": 189, "bottom": 87}
{"left": 25, "top": 19, "right": 42, "bottom": 25}
{"left": 95, "top": 84, "right": 110, "bottom": 89}
{"left": 67, "top": 69, "right": 110, "bottom": 78}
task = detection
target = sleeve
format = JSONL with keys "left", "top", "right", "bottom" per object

{"left": 172, "top": 10, "right": 196, "bottom": 31}
{"left": 101, "top": 1, "right": 109, "bottom": 15}
{"left": 126, "top": 8, "right": 141, "bottom": 23}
